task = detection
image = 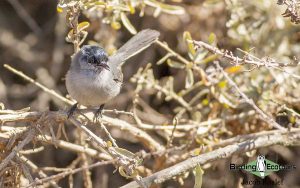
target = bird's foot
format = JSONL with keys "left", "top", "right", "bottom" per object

{"left": 93, "top": 104, "right": 104, "bottom": 123}
{"left": 67, "top": 103, "right": 78, "bottom": 119}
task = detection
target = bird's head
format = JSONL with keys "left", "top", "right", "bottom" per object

{"left": 78, "top": 45, "right": 110, "bottom": 71}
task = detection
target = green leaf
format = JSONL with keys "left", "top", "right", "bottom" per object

{"left": 127, "top": 2, "right": 135, "bottom": 14}
{"left": 219, "top": 93, "right": 237, "bottom": 108}
{"left": 56, "top": 6, "right": 63, "bottom": 13}
{"left": 201, "top": 98, "right": 209, "bottom": 106}
{"left": 114, "top": 147, "right": 135, "bottom": 159}
{"left": 194, "top": 164, "right": 204, "bottom": 188}
{"left": 185, "top": 69, "right": 194, "bottom": 88}
{"left": 119, "top": 166, "right": 138, "bottom": 179}
{"left": 183, "top": 31, "right": 196, "bottom": 56}
{"left": 120, "top": 12, "right": 137, "bottom": 34}
{"left": 106, "top": 4, "right": 130, "bottom": 12}
{"left": 145, "top": 0, "right": 185, "bottom": 15}
{"left": 83, "top": 1, "right": 106, "bottom": 9}
{"left": 77, "top": 21, "right": 90, "bottom": 32}
{"left": 208, "top": 33, "right": 216, "bottom": 44}
{"left": 167, "top": 59, "right": 185, "bottom": 69}
{"left": 157, "top": 53, "right": 173, "bottom": 65}
{"left": 199, "top": 54, "right": 218, "bottom": 64}
{"left": 94, "top": 1, "right": 106, "bottom": 6}
{"left": 111, "top": 21, "right": 121, "bottom": 30}
{"left": 203, "top": 0, "right": 223, "bottom": 6}
{"left": 218, "top": 80, "right": 227, "bottom": 88}
{"left": 194, "top": 50, "right": 208, "bottom": 63}
{"left": 225, "top": 65, "right": 242, "bottom": 74}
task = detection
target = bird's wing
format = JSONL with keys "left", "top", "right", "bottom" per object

{"left": 112, "top": 67, "right": 123, "bottom": 83}
{"left": 109, "top": 29, "right": 160, "bottom": 68}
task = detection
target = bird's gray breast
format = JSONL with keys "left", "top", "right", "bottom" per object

{"left": 66, "top": 67, "right": 121, "bottom": 106}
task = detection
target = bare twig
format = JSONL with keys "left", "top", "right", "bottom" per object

{"left": 27, "top": 160, "right": 115, "bottom": 187}
{"left": 70, "top": 116, "right": 150, "bottom": 187}
{"left": 166, "top": 118, "right": 178, "bottom": 148}
{"left": 103, "top": 116, "right": 164, "bottom": 151}
{"left": 0, "top": 128, "right": 36, "bottom": 172}
{"left": 214, "top": 61, "right": 286, "bottom": 130}
{"left": 79, "top": 131, "right": 93, "bottom": 188}
{"left": 18, "top": 155, "right": 60, "bottom": 188}
{"left": 193, "top": 40, "right": 300, "bottom": 79}
{"left": 0, "top": 109, "right": 164, "bottom": 152}
{"left": 36, "top": 134, "right": 112, "bottom": 160}
{"left": 155, "top": 40, "right": 207, "bottom": 84}
{"left": 3, "top": 64, "right": 73, "bottom": 105}
{"left": 132, "top": 110, "right": 255, "bottom": 130}
{"left": 3, "top": 64, "right": 163, "bottom": 151}
{"left": 20, "top": 146, "right": 44, "bottom": 155}
{"left": 193, "top": 40, "right": 282, "bottom": 67}
{"left": 278, "top": 0, "right": 300, "bottom": 24}
{"left": 98, "top": 121, "right": 118, "bottom": 147}
{"left": 122, "top": 128, "right": 300, "bottom": 187}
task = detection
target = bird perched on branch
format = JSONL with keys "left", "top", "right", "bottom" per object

{"left": 66, "top": 29, "right": 160, "bottom": 119}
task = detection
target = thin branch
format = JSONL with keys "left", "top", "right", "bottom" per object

{"left": 134, "top": 110, "right": 255, "bottom": 130}
{"left": 122, "top": 128, "right": 300, "bottom": 188}
{"left": 2, "top": 64, "right": 163, "bottom": 151}
{"left": 3, "top": 64, "right": 73, "bottom": 105}
{"left": 193, "top": 40, "right": 300, "bottom": 80}
{"left": 0, "top": 109, "right": 164, "bottom": 152}
{"left": 35, "top": 134, "right": 112, "bottom": 160}
{"left": 166, "top": 118, "right": 178, "bottom": 148}
{"left": 103, "top": 116, "right": 165, "bottom": 151}
{"left": 0, "top": 128, "right": 36, "bottom": 172}
{"left": 26, "top": 160, "right": 115, "bottom": 187}
{"left": 214, "top": 61, "right": 286, "bottom": 130}
{"left": 193, "top": 40, "right": 282, "bottom": 67}
{"left": 278, "top": 0, "right": 300, "bottom": 24}
{"left": 98, "top": 121, "right": 118, "bottom": 147}
{"left": 79, "top": 131, "right": 93, "bottom": 188}
{"left": 20, "top": 146, "right": 44, "bottom": 155}
{"left": 18, "top": 155, "right": 60, "bottom": 188}
{"left": 155, "top": 40, "right": 207, "bottom": 87}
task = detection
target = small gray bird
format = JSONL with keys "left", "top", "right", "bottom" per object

{"left": 66, "top": 29, "right": 160, "bottom": 118}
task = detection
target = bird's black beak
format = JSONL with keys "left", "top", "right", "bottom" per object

{"left": 99, "top": 63, "right": 110, "bottom": 71}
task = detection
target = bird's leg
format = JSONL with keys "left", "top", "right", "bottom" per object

{"left": 67, "top": 103, "right": 78, "bottom": 119}
{"left": 93, "top": 104, "right": 105, "bottom": 122}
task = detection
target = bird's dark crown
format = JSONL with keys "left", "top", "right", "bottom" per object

{"left": 80, "top": 45, "right": 109, "bottom": 65}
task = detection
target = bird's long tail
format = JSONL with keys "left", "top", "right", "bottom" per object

{"left": 109, "top": 29, "right": 160, "bottom": 67}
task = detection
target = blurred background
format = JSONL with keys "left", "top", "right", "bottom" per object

{"left": 1, "top": 0, "right": 300, "bottom": 187}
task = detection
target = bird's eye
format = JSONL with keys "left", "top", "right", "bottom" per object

{"left": 90, "top": 56, "right": 96, "bottom": 64}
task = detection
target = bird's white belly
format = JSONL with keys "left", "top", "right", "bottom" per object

{"left": 66, "top": 69, "right": 121, "bottom": 106}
